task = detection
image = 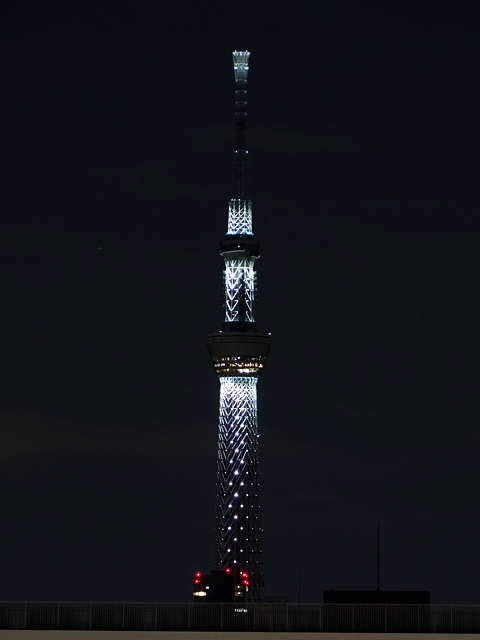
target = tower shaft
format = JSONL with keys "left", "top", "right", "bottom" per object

{"left": 207, "top": 51, "right": 270, "bottom": 602}
{"left": 215, "top": 377, "right": 262, "bottom": 581}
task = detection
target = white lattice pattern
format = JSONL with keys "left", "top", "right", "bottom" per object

{"left": 224, "top": 259, "right": 255, "bottom": 323}
{"left": 215, "top": 376, "right": 264, "bottom": 600}
{"left": 232, "top": 51, "right": 250, "bottom": 81}
{"left": 227, "top": 199, "right": 253, "bottom": 236}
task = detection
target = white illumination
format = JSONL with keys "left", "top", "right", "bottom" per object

{"left": 224, "top": 258, "right": 255, "bottom": 323}
{"left": 227, "top": 199, "right": 253, "bottom": 235}
{"left": 232, "top": 51, "right": 250, "bottom": 81}
{"left": 216, "top": 376, "right": 260, "bottom": 571}
{"left": 214, "top": 53, "right": 267, "bottom": 592}
{"left": 208, "top": 49, "right": 265, "bottom": 603}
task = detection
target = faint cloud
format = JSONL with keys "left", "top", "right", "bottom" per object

{"left": 294, "top": 491, "right": 337, "bottom": 504}
{"left": 190, "top": 122, "right": 383, "bottom": 159}
{"left": 0, "top": 407, "right": 212, "bottom": 468}
{"left": 332, "top": 403, "right": 397, "bottom": 421}
{"left": 251, "top": 128, "right": 384, "bottom": 158}
{"left": 262, "top": 431, "right": 311, "bottom": 458}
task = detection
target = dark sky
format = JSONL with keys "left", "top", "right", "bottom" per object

{"left": 0, "top": 0, "right": 479, "bottom": 604}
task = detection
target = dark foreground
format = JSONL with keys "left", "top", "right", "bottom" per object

{"left": 0, "top": 602, "right": 480, "bottom": 633}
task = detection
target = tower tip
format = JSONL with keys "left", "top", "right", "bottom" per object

{"left": 232, "top": 50, "right": 250, "bottom": 81}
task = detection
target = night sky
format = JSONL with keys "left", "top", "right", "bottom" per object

{"left": 1, "top": 1, "right": 479, "bottom": 604}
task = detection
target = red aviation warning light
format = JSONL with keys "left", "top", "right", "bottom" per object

{"left": 225, "top": 568, "right": 231, "bottom": 573}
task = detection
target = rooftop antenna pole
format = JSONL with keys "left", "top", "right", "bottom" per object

{"left": 377, "top": 524, "right": 380, "bottom": 591}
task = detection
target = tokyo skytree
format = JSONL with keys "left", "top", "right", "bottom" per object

{"left": 207, "top": 51, "right": 270, "bottom": 602}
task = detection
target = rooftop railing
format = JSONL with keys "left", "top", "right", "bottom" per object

{"left": 0, "top": 602, "right": 479, "bottom": 633}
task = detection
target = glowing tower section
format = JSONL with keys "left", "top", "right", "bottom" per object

{"left": 207, "top": 51, "right": 270, "bottom": 602}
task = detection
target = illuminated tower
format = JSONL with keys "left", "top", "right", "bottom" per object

{"left": 207, "top": 51, "right": 270, "bottom": 602}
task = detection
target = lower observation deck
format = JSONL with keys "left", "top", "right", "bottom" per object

{"left": 207, "top": 331, "right": 270, "bottom": 377}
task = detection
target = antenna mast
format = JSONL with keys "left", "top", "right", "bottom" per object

{"left": 233, "top": 50, "right": 250, "bottom": 200}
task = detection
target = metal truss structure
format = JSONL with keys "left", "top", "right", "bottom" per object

{"left": 227, "top": 199, "right": 253, "bottom": 236}
{"left": 224, "top": 259, "right": 256, "bottom": 323}
{"left": 232, "top": 50, "right": 250, "bottom": 80}
{"left": 206, "top": 50, "right": 270, "bottom": 603}
{"left": 215, "top": 377, "right": 263, "bottom": 599}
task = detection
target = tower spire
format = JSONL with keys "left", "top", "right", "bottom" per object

{"left": 207, "top": 50, "right": 270, "bottom": 602}
{"left": 232, "top": 50, "right": 250, "bottom": 200}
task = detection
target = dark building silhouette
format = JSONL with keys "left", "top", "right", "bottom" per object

{"left": 324, "top": 590, "right": 430, "bottom": 604}
{"left": 323, "top": 590, "right": 431, "bottom": 632}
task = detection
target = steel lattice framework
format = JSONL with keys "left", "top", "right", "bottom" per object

{"left": 207, "top": 50, "right": 270, "bottom": 602}
{"left": 215, "top": 377, "right": 263, "bottom": 576}
{"left": 224, "top": 259, "right": 256, "bottom": 323}
{"left": 227, "top": 199, "right": 253, "bottom": 235}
